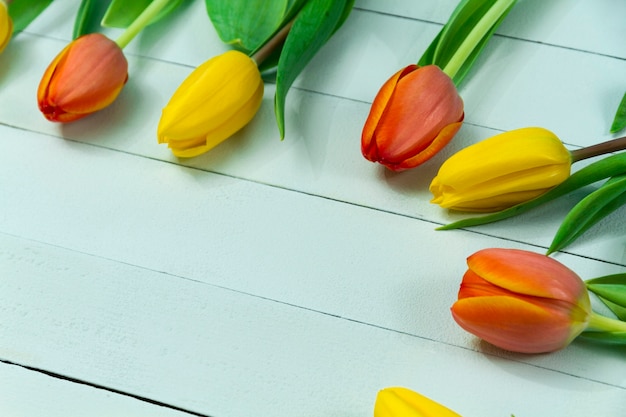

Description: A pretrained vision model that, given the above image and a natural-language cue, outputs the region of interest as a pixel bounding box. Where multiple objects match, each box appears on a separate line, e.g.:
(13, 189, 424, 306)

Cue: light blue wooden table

(1, 1, 625, 415)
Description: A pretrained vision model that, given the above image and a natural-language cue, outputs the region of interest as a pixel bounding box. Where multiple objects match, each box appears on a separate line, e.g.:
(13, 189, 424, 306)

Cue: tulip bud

(0, 0, 12, 53)
(37, 33, 128, 122)
(430, 127, 571, 212)
(158, 50, 264, 158)
(374, 387, 462, 417)
(361, 64, 464, 171)
(451, 248, 592, 353)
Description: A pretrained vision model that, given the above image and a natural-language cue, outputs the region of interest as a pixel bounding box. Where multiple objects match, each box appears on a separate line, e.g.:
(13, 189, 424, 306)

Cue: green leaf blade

(102, 0, 184, 29)
(418, 0, 517, 85)
(205, 0, 288, 52)
(8, 0, 53, 34)
(274, 0, 354, 138)
(73, 0, 112, 39)
(610, 91, 626, 134)
(547, 174, 626, 254)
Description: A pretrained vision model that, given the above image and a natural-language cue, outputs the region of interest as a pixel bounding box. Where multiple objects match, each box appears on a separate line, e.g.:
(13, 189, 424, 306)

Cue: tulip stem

(441, 0, 516, 81)
(570, 135, 626, 162)
(251, 19, 294, 66)
(587, 312, 626, 333)
(114, 0, 172, 49)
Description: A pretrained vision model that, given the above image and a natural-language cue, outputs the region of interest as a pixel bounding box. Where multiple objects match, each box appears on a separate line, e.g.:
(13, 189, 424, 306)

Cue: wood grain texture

(0, 0, 625, 415)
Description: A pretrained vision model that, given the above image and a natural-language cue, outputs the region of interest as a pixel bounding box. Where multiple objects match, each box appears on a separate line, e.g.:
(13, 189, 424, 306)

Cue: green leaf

(547, 174, 626, 254)
(102, 0, 184, 29)
(73, 0, 112, 39)
(610, 91, 626, 134)
(418, 0, 517, 85)
(586, 274, 626, 311)
(579, 331, 626, 345)
(438, 151, 626, 231)
(274, 0, 354, 138)
(205, 0, 289, 52)
(8, 0, 53, 34)
(597, 296, 626, 321)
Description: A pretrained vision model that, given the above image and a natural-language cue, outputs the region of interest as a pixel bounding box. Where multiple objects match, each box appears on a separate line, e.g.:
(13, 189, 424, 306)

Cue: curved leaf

(205, 0, 288, 52)
(547, 174, 626, 254)
(102, 0, 184, 29)
(610, 91, 626, 134)
(8, 0, 53, 34)
(73, 0, 112, 39)
(586, 274, 626, 313)
(274, 0, 354, 138)
(418, 0, 517, 85)
(438, 151, 626, 231)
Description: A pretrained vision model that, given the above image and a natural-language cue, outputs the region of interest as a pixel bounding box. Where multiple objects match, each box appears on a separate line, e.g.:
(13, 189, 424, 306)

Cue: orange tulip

(451, 248, 591, 353)
(37, 33, 128, 122)
(361, 64, 464, 171)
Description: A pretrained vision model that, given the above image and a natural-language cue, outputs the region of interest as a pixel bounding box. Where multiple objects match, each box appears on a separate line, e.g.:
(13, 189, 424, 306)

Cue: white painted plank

(1, 235, 625, 416)
(0, 125, 624, 387)
(0, 362, 194, 417)
(356, 0, 626, 59)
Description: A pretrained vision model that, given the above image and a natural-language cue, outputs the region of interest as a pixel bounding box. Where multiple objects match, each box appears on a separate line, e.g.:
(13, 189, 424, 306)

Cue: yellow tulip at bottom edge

(374, 387, 462, 417)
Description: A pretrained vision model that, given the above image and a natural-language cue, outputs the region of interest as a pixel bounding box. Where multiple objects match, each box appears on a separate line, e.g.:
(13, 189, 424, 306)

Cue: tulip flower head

(0, 0, 12, 53)
(158, 50, 264, 158)
(361, 64, 464, 171)
(37, 33, 128, 122)
(430, 127, 571, 212)
(374, 387, 462, 417)
(451, 248, 592, 353)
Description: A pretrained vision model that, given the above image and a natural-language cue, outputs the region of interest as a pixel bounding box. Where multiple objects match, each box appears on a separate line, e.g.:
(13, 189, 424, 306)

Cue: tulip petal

(451, 295, 582, 353)
(373, 65, 463, 164)
(375, 387, 462, 417)
(467, 249, 587, 304)
(158, 51, 262, 141)
(361, 65, 417, 161)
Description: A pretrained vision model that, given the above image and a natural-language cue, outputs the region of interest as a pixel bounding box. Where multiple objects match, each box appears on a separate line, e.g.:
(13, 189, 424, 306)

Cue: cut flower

(451, 248, 591, 353)
(37, 33, 128, 122)
(157, 50, 264, 158)
(361, 64, 464, 171)
(430, 127, 571, 212)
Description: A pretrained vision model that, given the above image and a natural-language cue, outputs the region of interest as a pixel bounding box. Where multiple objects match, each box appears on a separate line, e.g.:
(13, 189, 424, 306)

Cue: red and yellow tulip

(361, 64, 464, 171)
(374, 387, 462, 417)
(451, 248, 591, 353)
(37, 33, 128, 122)
(157, 50, 264, 158)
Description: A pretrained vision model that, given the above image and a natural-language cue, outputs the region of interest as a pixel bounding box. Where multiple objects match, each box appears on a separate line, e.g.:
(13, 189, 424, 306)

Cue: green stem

(587, 312, 626, 332)
(251, 19, 294, 66)
(570, 135, 626, 162)
(441, 0, 515, 79)
(115, 0, 171, 49)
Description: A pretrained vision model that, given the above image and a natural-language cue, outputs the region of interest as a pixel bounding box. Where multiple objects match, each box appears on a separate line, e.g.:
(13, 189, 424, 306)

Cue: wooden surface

(1, 1, 625, 416)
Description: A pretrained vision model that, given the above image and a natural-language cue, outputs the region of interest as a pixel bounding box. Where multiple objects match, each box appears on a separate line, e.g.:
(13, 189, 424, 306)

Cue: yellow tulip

(374, 387, 462, 417)
(158, 50, 264, 158)
(0, 0, 12, 53)
(430, 127, 571, 212)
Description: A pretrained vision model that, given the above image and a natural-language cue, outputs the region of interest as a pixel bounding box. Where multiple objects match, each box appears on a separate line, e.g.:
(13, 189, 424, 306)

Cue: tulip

(0, 0, 12, 54)
(430, 127, 571, 212)
(158, 50, 264, 158)
(451, 248, 591, 353)
(374, 387, 462, 417)
(37, 33, 128, 122)
(361, 64, 464, 171)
